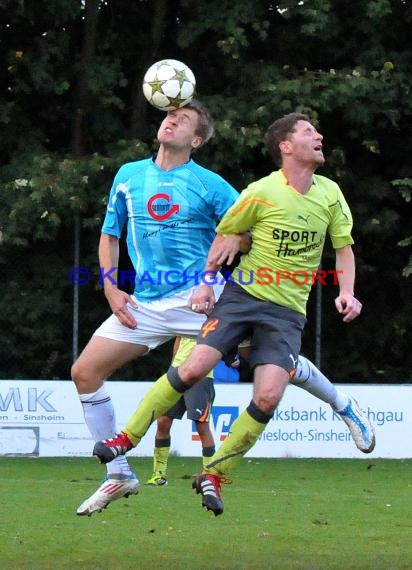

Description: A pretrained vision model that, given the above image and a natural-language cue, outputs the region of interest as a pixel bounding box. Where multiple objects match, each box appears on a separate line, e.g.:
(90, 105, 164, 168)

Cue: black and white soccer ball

(142, 59, 196, 111)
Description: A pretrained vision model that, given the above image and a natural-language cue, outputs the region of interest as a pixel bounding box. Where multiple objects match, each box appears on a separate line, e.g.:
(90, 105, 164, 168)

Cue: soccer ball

(142, 59, 196, 111)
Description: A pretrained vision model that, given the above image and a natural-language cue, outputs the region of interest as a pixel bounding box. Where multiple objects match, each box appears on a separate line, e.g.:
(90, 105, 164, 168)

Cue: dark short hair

(185, 99, 214, 147)
(264, 112, 310, 165)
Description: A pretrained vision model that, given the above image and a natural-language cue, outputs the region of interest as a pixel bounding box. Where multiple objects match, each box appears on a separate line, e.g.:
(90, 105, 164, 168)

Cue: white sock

(79, 386, 132, 477)
(291, 355, 349, 411)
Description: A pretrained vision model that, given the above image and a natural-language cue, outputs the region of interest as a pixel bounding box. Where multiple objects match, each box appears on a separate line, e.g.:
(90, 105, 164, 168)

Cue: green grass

(1, 457, 411, 569)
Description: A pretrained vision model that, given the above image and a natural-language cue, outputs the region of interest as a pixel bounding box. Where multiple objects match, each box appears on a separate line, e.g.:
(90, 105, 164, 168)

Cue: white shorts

(93, 283, 224, 350)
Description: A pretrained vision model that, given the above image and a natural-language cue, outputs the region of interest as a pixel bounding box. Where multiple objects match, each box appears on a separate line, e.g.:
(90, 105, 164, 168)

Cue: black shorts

(197, 282, 306, 373)
(165, 376, 215, 422)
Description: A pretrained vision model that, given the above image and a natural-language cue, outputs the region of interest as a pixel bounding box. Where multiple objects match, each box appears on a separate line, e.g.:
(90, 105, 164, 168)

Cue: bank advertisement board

(0, 381, 409, 458)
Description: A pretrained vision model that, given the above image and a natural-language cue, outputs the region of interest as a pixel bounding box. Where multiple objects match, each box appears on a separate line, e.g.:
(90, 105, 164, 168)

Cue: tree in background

(0, 0, 411, 380)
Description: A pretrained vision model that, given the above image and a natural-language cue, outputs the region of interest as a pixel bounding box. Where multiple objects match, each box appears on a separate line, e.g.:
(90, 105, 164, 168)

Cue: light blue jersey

(102, 157, 238, 301)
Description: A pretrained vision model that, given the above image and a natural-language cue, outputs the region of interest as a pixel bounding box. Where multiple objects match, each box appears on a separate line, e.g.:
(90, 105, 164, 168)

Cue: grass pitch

(1, 457, 411, 569)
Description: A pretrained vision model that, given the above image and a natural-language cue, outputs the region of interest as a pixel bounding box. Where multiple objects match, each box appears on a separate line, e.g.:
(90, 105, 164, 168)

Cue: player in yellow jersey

(94, 113, 369, 516)
(184, 112, 364, 514)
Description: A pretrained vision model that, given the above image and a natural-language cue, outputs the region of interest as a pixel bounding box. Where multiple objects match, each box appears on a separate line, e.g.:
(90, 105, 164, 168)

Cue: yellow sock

(153, 445, 170, 476)
(202, 455, 211, 471)
(123, 374, 181, 445)
(204, 410, 267, 476)
(202, 445, 216, 470)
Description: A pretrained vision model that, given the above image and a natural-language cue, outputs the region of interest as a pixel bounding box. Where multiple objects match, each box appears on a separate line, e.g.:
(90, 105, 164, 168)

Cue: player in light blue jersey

(102, 154, 237, 301)
(73, 100, 245, 516)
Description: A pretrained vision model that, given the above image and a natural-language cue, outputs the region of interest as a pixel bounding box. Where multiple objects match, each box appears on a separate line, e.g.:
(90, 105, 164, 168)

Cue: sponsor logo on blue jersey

(148, 193, 180, 220)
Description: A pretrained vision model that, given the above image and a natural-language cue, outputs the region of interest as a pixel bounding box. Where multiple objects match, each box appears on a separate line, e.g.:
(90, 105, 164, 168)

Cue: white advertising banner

(0, 380, 410, 458)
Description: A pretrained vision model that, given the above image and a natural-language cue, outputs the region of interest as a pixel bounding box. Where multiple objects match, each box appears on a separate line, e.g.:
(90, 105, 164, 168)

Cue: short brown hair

(264, 112, 310, 165)
(185, 99, 215, 147)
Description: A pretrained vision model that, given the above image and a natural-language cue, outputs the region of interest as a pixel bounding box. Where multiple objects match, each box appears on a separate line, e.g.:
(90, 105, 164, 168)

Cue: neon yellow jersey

(216, 170, 354, 315)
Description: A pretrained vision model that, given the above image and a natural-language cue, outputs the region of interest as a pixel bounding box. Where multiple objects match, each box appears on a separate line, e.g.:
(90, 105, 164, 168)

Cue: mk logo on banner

(192, 406, 239, 442)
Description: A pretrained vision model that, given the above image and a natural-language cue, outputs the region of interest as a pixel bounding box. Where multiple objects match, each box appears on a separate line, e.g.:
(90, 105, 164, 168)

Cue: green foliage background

(0, 0, 411, 381)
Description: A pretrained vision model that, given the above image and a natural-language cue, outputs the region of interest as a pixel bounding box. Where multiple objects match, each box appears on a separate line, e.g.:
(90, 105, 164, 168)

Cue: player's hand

(105, 287, 138, 329)
(189, 284, 215, 315)
(335, 293, 362, 323)
(208, 234, 244, 267)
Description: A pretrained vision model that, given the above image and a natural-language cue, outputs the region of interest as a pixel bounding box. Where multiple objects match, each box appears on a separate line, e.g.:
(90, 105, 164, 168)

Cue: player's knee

(180, 347, 219, 383)
(180, 361, 205, 383)
(71, 360, 93, 392)
(157, 416, 172, 433)
(71, 360, 80, 384)
(254, 389, 283, 415)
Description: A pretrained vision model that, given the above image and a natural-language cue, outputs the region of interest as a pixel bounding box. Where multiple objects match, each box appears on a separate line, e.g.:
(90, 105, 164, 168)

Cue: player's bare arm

(207, 233, 251, 267)
(334, 245, 362, 323)
(99, 233, 138, 329)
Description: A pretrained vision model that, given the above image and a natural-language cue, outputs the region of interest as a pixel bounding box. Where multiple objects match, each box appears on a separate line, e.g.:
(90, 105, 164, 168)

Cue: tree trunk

(70, 0, 100, 155)
(129, 0, 169, 138)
